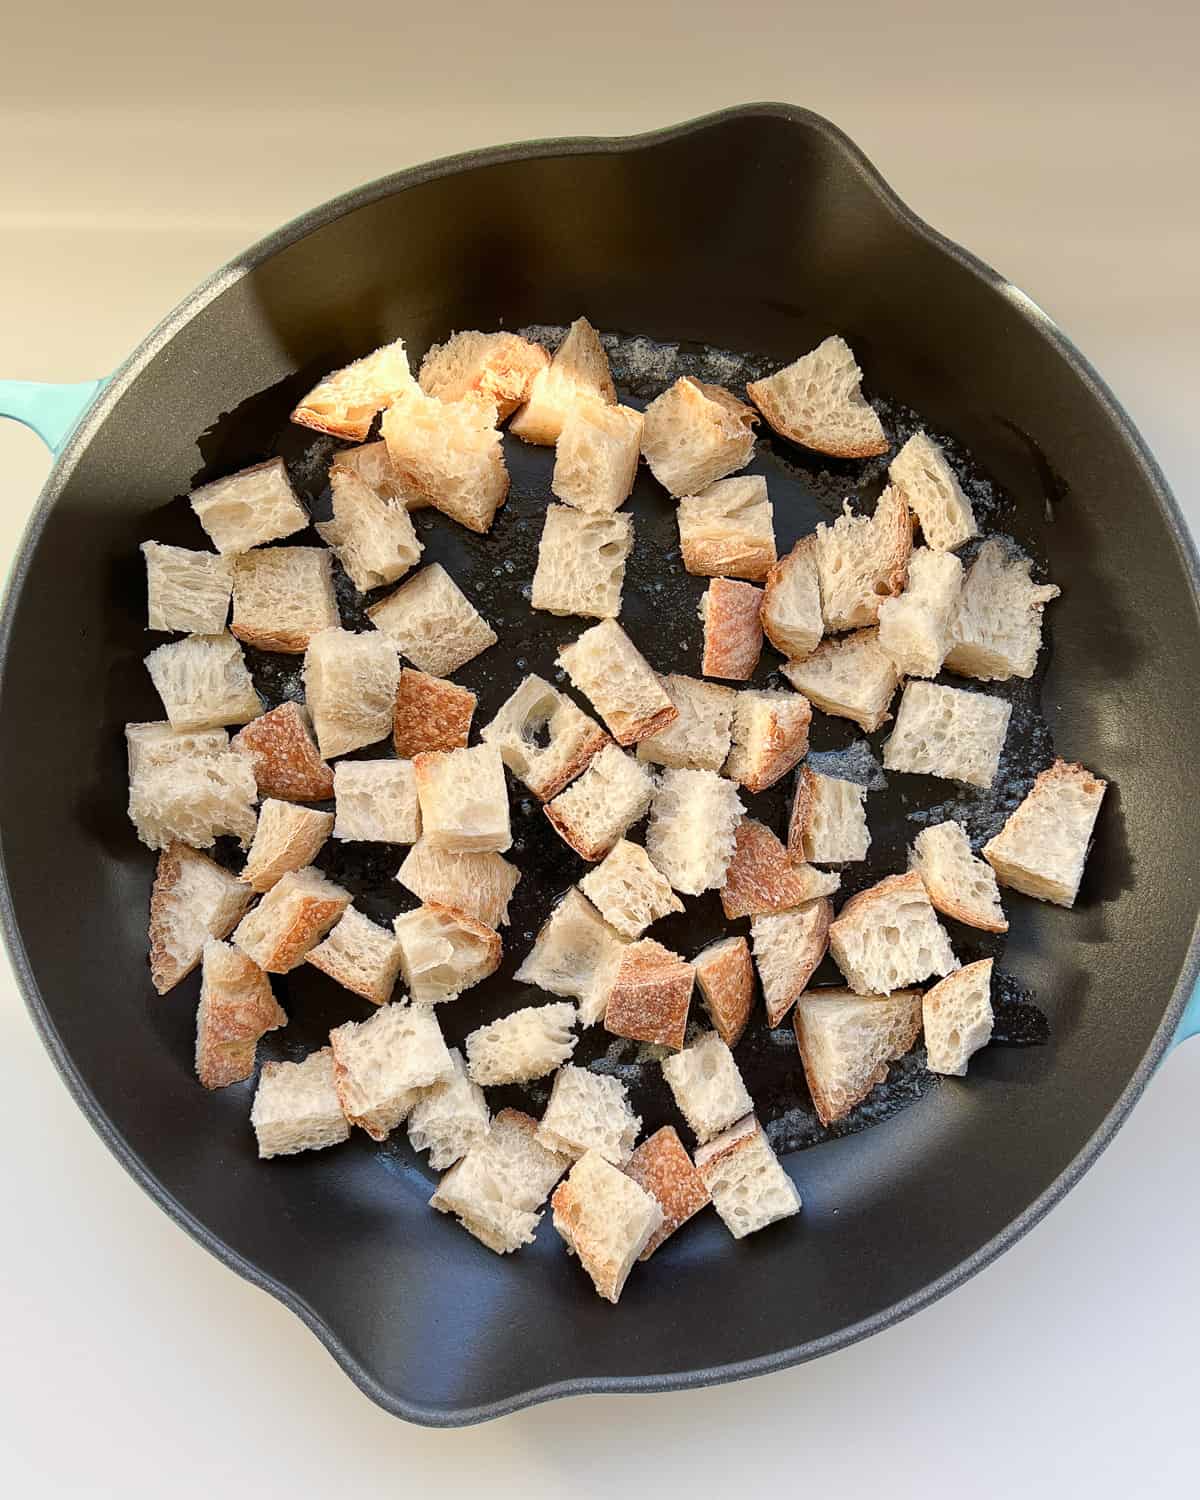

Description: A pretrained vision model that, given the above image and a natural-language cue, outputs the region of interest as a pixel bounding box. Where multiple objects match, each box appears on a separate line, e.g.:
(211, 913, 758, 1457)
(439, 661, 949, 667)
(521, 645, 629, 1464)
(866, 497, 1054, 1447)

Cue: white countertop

(2, 4, 1198, 1492)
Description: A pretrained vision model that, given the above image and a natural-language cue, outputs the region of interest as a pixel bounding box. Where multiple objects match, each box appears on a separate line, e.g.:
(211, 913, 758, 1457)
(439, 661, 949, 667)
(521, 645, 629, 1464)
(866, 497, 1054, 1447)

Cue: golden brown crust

(786, 766, 816, 864)
(527, 724, 610, 802)
(195, 945, 287, 1089)
(393, 669, 476, 758)
(740, 696, 811, 794)
(701, 579, 764, 680)
(291, 407, 374, 442)
(920, 881, 1009, 935)
(229, 623, 319, 655)
(682, 534, 775, 583)
(259, 894, 350, 973)
(761, 536, 821, 656)
(542, 802, 609, 863)
(148, 843, 252, 995)
(762, 898, 832, 1027)
(693, 938, 755, 1048)
(231, 703, 335, 802)
(619, 701, 679, 747)
(424, 900, 504, 980)
(625, 1126, 711, 1259)
(604, 939, 695, 1049)
(720, 819, 830, 920)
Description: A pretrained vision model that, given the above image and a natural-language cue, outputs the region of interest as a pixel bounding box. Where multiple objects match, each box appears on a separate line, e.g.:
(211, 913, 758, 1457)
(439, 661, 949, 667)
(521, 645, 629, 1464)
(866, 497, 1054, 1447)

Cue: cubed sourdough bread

(624, 1126, 710, 1259)
(557, 619, 678, 746)
(604, 939, 694, 1049)
(788, 768, 871, 865)
(406, 1047, 490, 1170)
(551, 1150, 663, 1302)
(316, 464, 422, 592)
(240, 799, 334, 892)
(699, 577, 763, 680)
(330, 1001, 454, 1140)
(149, 843, 254, 994)
(552, 398, 644, 513)
(466, 1002, 578, 1086)
(876, 545, 963, 678)
(514, 888, 628, 1026)
(693, 936, 755, 1049)
(910, 820, 1007, 932)
(393, 902, 502, 1003)
(509, 317, 616, 446)
(828, 871, 958, 995)
(194, 939, 287, 1089)
(128, 734, 258, 851)
(230, 546, 339, 653)
(883, 681, 1012, 788)
(232, 703, 334, 802)
(723, 688, 811, 793)
(751, 898, 834, 1027)
(303, 627, 401, 760)
(306, 906, 405, 1005)
(694, 1115, 801, 1238)
(418, 329, 549, 420)
(721, 819, 840, 921)
(142, 542, 233, 634)
(945, 538, 1061, 681)
(813, 488, 912, 632)
(983, 759, 1106, 907)
(888, 431, 978, 552)
(233, 866, 351, 973)
(661, 1031, 753, 1144)
(189, 458, 309, 554)
(431, 1109, 572, 1254)
(331, 440, 426, 509)
(677, 475, 777, 581)
(640, 377, 758, 497)
(396, 841, 521, 929)
(781, 628, 899, 733)
(381, 388, 509, 534)
(367, 563, 496, 678)
(531, 504, 632, 619)
(332, 759, 421, 843)
(413, 744, 510, 853)
(126, 721, 230, 784)
(746, 335, 887, 459)
(537, 1064, 640, 1164)
(645, 768, 743, 895)
(250, 1047, 350, 1159)
(482, 675, 608, 801)
(761, 535, 823, 660)
(923, 958, 994, 1076)
(635, 674, 736, 772)
(144, 632, 261, 731)
(792, 987, 923, 1125)
(579, 838, 684, 939)
(291, 335, 416, 441)
(544, 743, 656, 862)
(393, 669, 476, 759)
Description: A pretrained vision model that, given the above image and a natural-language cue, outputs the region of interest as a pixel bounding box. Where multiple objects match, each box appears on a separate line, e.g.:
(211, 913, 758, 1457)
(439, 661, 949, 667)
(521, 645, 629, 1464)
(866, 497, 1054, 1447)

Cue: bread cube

(723, 688, 811, 793)
(142, 542, 233, 634)
(382, 387, 509, 533)
(700, 577, 763, 680)
(537, 1064, 641, 1164)
(814, 488, 912, 632)
(945, 538, 1061, 682)
(661, 1031, 753, 1144)
(514, 888, 628, 1025)
(983, 758, 1106, 907)
(393, 902, 502, 1003)
(367, 563, 497, 678)
(465, 1001, 578, 1086)
(720, 819, 839, 921)
(250, 1047, 350, 1159)
(316, 464, 422, 592)
(641, 377, 758, 497)
(552, 1151, 663, 1303)
(148, 842, 254, 994)
(761, 535, 822, 659)
(924, 959, 994, 1076)
(677, 474, 777, 581)
(145, 631, 262, 731)
(635, 674, 735, 773)
(396, 841, 521, 929)
(877, 546, 963, 678)
(481, 674, 608, 801)
(604, 939, 694, 1050)
(624, 1126, 710, 1259)
(233, 866, 351, 973)
(240, 799, 334, 892)
(419, 329, 549, 421)
(557, 619, 678, 746)
(828, 871, 958, 995)
(579, 838, 684, 939)
(329, 1000, 454, 1141)
(888, 430, 978, 553)
(126, 721, 230, 782)
(188, 458, 309, 554)
(413, 744, 510, 853)
(306, 906, 405, 1005)
(291, 335, 416, 441)
(230, 546, 339, 654)
(544, 743, 656, 862)
(751, 898, 834, 1027)
(407, 1048, 490, 1170)
(746, 335, 887, 459)
(793, 987, 923, 1125)
(645, 767, 743, 895)
(531, 504, 632, 619)
(330, 438, 427, 509)
(694, 1115, 801, 1238)
(788, 768, 871, 865)
(332, 759, 420, 843)
(431, 1109, 572, 1254)
(509, 317, 616, 446)
(883, 681, 1012, 788)
(781, 628, 899, 733)
(693, 936, 754, 1049)
(911, 820, 1007, 932)
(393, 668, 475, 759)
(128, 733, 258, 852)
(232, 702, 334, 802)
(552, 398, 643, 513)
(194, 939, 287, 1089)
(303, 627, 401, 760)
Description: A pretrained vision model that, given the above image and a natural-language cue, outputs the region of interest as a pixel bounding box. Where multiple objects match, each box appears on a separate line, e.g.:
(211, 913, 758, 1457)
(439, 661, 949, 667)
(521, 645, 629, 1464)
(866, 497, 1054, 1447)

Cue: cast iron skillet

(2, 105, 1199, 1426)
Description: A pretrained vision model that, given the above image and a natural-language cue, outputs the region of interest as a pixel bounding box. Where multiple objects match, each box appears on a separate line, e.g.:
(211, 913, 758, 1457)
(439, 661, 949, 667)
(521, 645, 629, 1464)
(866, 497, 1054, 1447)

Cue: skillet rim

(2, 101, 1198, 1426)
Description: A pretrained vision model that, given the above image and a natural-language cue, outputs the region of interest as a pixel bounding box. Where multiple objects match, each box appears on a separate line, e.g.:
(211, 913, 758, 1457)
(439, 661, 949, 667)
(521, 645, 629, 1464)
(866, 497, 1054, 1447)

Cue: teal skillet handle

(0, 377, 107, 454)
(1173, 983, 1200, 1049)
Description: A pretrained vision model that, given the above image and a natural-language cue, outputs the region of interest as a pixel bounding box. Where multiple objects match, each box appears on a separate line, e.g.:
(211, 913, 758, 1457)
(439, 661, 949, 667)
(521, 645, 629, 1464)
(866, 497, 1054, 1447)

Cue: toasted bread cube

(924, 959, 994, 1076)
(330, 1000, 454, 1141)
(552, 398, 643, 513)
(635, 674, 735, 773)
(781, 628, 899, 733)
(720, 819, 839, 921)
(481, 674, 608, 801)
(419, 330, 549, 421)
(306, 906, 405, 1005)
(751, 898, 834, 1027)
(413, 744, 510, 853)
(393, 668, 475, 759)
(557, 619, 678, 747)
(552, 1151, 663, 1303)
(145, 631, 261, 731)
(194, 940, 286, 1090)
(382, 387, 509, 533)
(544, 743, 656, 862)
(230, 546, 338, 654)
(232, 703, 334, 802)
(240, 799, 334, 892)
(509, 317, 616, 446)
(641, 377, 758, 497)
(128, 731, 258, 852)
(829, 871, 958, 995)
(700, 577, 763, 680)
(330, 439, 428, 509)
(662, 1031, 753, 1144)
(911, 820, 1007, 932)
(888, 430, 977, 553)
(466, 1002, 578, 1086)
(694, 1115, 801, 1238)
(291, 336, 415, 441)
(877, 546, 962, 678)
(126, 722, 230, 781)
(761, 536, 822, 659)
(431, 1109, 572, 1254)
(793, 987, 923, 1125)
(625, 1126, 711, 1259)
(233, 866, 351, 973)
(579, 838, 684, 939)
(406, 1047, 490, 1170)
(693, 936, 754, 1049)
(142, 542, 233, 634)
(188, 458, 309, 554)
(316, 465, 422, 592)
(303, 627, 401, 760)
(604, 939, 694, 1049)
(250, 1047, 349, 1159)
(393, 902, 502, 1003)
(814, 488, 912, 632)
(646, 767, 743, 896)
(367, 563, 496, 678)
(723, 688, 811, 793)
(514, 888, 628, 1025)
(148, 842, 254, 994)
(537, 1064, 641, 1164)
(983, 759, 1106, 907)
(396, 841, 520, 929)
(746, 335, 887, 459)
(531, 504, 632, 620)
(945, 538, 1061, 682)
(884, 681, 1012, 788)
(677, 475, 776, 581)
(332, 759, 420, 843)
(788, 767, 871, 865)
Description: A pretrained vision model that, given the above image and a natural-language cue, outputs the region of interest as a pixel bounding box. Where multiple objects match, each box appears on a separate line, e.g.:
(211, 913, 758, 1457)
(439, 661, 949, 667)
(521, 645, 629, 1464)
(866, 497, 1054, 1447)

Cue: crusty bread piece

(316, 464, 422, 592)
(641, 377, 758, 497)
(544, 743, 656, 862)
(514, 888, 628, 1026)
(911, 820, 1007, 932)
(413, 744, 510, 854)
(552, 398, 644, 514)
(645, 767, 743, 896)
(188, 458, 309, 554)
(788, 767, 871, 865)
(635, 674, 735, 773)
(232, 703, 334, 802)
(531, 504, 632, 619)
(793, 987, 923, 1125)
(723, 688, 811, 793)
(694, 1115, 801, 1238)
(551, 1151, 663, 1303)
(945, 538, 1061, 682)
(720, 819, 839, 921)
(700, 577, 764, 680)
(381, 388, 509, 534)
(142, 542, 233, 635)
(128, 734, 258, 852)
(693, 936, 754, 1049)
(509, 317, 616, 446)
(367, 563, 497, 678)
(306, 906, 405, 1005)
(677, 475, 777, 581)
(230, 546, 339, 654)
(240, 799, 334, 893)
(877, 546, 963, 678)
(330, 1000, 454, 1140)
(291, 336, 416, 441)
(431, 1108, 572, 1254)
(751, 898, 834, 1027)
(393, 668, 475, 758)
(557, 619, 678, 747)
(604, 938, 694, 1049)
(661, 1031, 753, 1144)
(814, 488, 912, 632)
(145, 632, 262, 731)
(745, 335, 887, 459)
(983, 759, 1106, 907)
(829, 871, 958, 995)
(393, 901, 502, 1003)
(330, 439, 428, 510)
(395, 841, 521, 929)
(481, 674, 608, 801)
(194, 939, 286, 1090)
(303, 626, 401, 760)
(407, 1047, 490, 1170)
(781, 628, 899, 733)
(537, 1064, 640, 1164)
(233, 865, 351, 973)
(418, 330, 549, 420)
(148, 842, 254, 994)
(760, 535, 822, 660)
(579, 838, 684, 939)
(332, 759, 421, 843)
(884, 681, 1012, 788)
(625, 1126, 710, 1259)
(465, 1001, 578, 1086)
(923, 958, 994, 1076)
(888, 431, 977, 553)
(250, 1047, 349, 1159)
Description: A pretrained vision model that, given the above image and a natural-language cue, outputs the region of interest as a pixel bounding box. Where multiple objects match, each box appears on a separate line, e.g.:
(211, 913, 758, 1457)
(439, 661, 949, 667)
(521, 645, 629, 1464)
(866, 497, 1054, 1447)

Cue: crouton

(514, 888, 628, 1025)
(788, 768, 871, 865)
(381, 388, 509, 534)
(604, 939, 694, 1049)
(693, 936, 755, 1049)
(745, 335, 887, 459)
(188, 458, 309, 555)
(983, 758, 1106, 907)
(661, 1031, 753, 1144)
(888, 431, 977, 553)
(551, 398, 644, 514)
(229, 546, 339, 654)
(781, 628, 899, 733)
(641, 377, 758, 497)
(465, 1002, 578, 1086)
(761, 535, 822, 659)
(877, 546, 963, 678)
(923, 959, 994, 1076)
(883, 681, 1012, 788)
(723, 688, 811, 793)
(194, 938, 286, 1090)
(910, 820, 1007, 932)
(793, 987, 923, 1125)
(250, 1047, 350, 1159)
(240, 799, 334, 892)
(316, 465, 422, 592)
(531, 504, 632, 619)
(418, 329, 549, 420)
(537, 1064, 641, 1164)
(751, 898, 834, 1027)
(330, 439, 428, 509)
(720, 819, 839, 920)
(142, 542, 233, 635)
(552, 1151, 663, 1303)
(700, 577, 764, 680)
(330, 1001, 454, 1140)
(148, 842, 254, 994)
(431, 1109, 572, 1254)
(509, 317, 616, 446)
(624, 1126, 710, 1259)
(303, 626, 401, 760)
(557, 619, 678, 747)
(393, 668, 475, 758)
(291, 336, 416, 441)
(677, 475, 776, 581)
(579, 838, 684, 939)
(412, 744, 510, 853)
(232, 866, 351, 973)
(367, 563, 497, 678)
(232, 703, 334, 802)
(306, 906, 405, 1005)
(694, 1115, 801, 1237)
(645, 767, 743, 896)
(332, 759, 421, 843)
(144, 632, 262, 731)
(814, 488, 912, 632)
(406, 1047, 490, 1170)
(128, 730, 258, 852)
(828, 871, 958, 995)
(393, 902, 502, 1003)
(544, 743, 656, 862)
(635, 674, 736, 773)
(944, 538, 1061, 682)
(395, 841, 520, 929)
(481, 674, 608, 801)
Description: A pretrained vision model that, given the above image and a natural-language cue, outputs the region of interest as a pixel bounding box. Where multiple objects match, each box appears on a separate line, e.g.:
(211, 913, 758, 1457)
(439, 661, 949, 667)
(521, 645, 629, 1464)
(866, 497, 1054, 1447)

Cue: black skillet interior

(2, 106, 1198, 1424)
